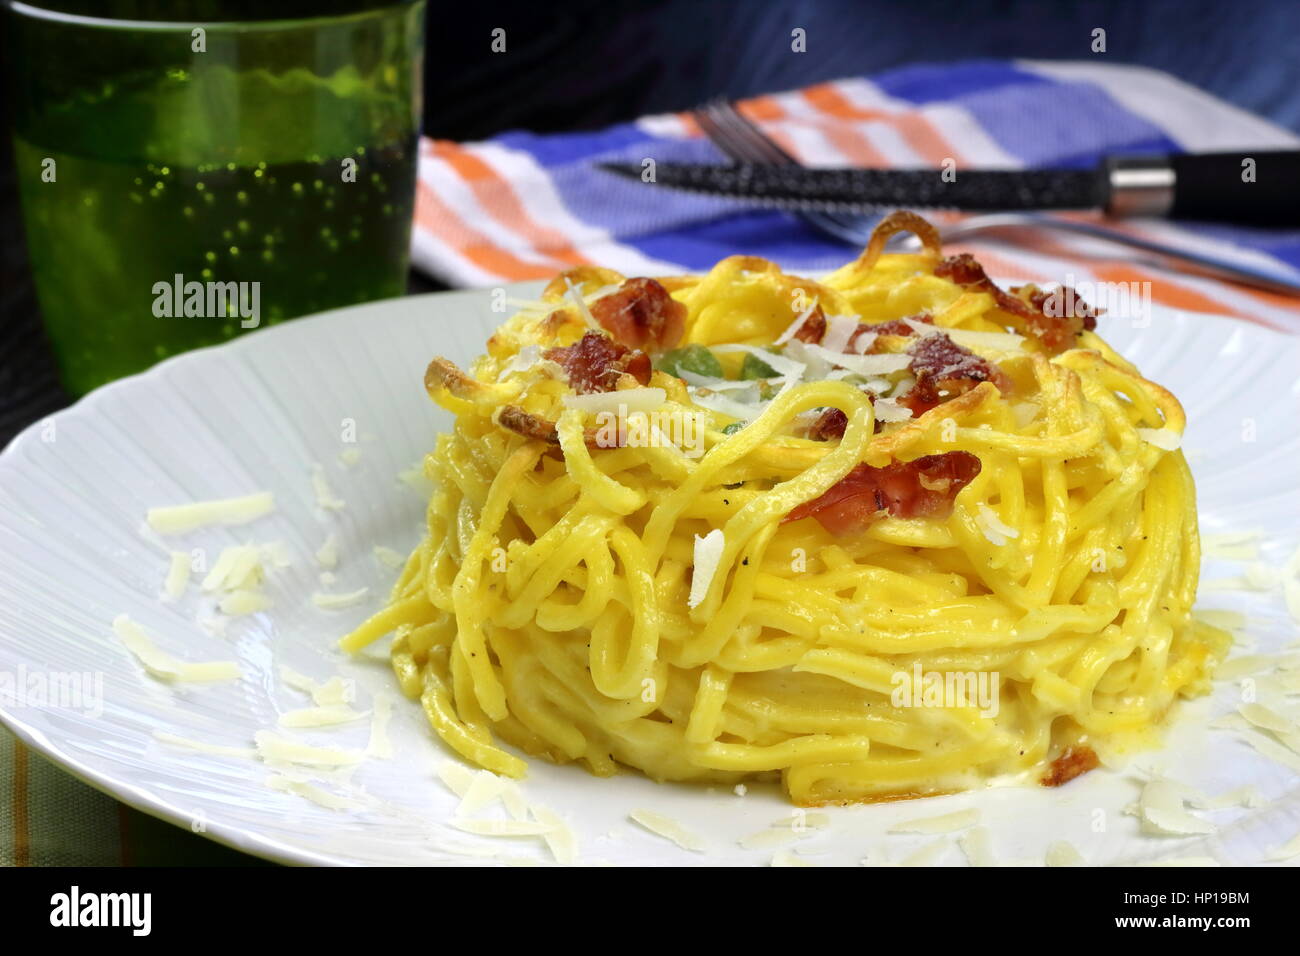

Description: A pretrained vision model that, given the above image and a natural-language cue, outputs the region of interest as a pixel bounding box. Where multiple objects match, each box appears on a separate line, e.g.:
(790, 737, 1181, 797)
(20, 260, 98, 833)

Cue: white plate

(1, 289, 1298, 867)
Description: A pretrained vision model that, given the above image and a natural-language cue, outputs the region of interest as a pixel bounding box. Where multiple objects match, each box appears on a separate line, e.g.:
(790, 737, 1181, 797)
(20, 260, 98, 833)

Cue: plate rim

(1, 290, 1296, 867)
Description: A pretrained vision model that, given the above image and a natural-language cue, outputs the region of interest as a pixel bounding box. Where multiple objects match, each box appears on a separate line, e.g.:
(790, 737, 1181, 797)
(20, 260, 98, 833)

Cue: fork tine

(702, 100, 793, 164)
(693, 104, 765, 163)
(690, 108, 740, 161)
(710, 100, 878, 236)
(692, 98, 881, 246)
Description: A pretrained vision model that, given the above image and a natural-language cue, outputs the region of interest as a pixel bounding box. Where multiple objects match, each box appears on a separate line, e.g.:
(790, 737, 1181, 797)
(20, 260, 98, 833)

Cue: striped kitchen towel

(411, 59, 1300, 334)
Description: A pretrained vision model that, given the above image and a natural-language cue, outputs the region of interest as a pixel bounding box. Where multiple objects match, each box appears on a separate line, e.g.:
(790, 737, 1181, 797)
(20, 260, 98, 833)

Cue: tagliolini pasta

(342, 212, 1229, 805)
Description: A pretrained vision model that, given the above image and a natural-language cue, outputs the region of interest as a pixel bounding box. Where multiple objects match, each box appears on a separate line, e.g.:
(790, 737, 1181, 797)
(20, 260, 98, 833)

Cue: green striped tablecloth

(2, 729, 271, 867)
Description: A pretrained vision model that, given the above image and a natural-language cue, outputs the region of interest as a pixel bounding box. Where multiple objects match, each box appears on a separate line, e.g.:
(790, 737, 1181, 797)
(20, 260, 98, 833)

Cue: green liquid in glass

(10, 5, 424, 395)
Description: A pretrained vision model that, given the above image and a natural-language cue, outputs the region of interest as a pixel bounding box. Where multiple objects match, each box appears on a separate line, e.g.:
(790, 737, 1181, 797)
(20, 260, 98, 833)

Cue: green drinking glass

(7, 0, 426, 395)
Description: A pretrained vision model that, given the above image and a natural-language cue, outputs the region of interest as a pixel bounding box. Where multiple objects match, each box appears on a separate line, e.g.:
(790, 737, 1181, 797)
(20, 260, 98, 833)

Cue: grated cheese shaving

(940, 326, 1026, 351)
(201, 545, 264, 593)
(1136, 427, 1182, 451)
(872, 397, 912, 423)
(278, 705, 368, 728)
(1138, 779, 1216, 835)
(499, 344, 543, 378)
(313, 677, 354, 707)
(798, 343, 912, 377)
(219, 589, 271, 617)
(691, 388, 768, 424)
(113, 615, 241, 683)
(458, 769, 512, 816)
(374, 545, 406, 569)
(252, 730, 364, 767)
(1236, 729, 1300, 771)
(628, 808, 706, 852)
(437, 760, 475, 798)
(1195, 608, 1248, 633)
(1045, 840, 1085, 867)
(958, 825, 995, 867)
(500, 780, 529, 821)
(146, 491, 274, 535)
(1239, 702, 1296, 735)
(889, 808, 980, 834)
(311, 464, 345, 511)
(260, 540, 293, 569)
(316, 533, 340, 570)
(679, 370, 758, 391)
(1202, 530, 1263, 561)
(900, 838, 950, 866)
(267, 775, 365, 811)
(976, 503, 1020, 546)
(312, 587, 371, 610)
(163, 552, 191, 601)
(689, 529, 725, 609)
(774, 299, 820, 345)
(712, 344, 806, 381)
(531, 804, 578, 864)
(821, 314, 859, 353)
(339, 447, 362, 467)
(1214, 654, 1274, 682)
(1185, 784, 1265, 810)
(563, 278, 601, 330)
(279, 666, 354, 706)
(561, 387, 667, 415)
(152, 731, 255, 758)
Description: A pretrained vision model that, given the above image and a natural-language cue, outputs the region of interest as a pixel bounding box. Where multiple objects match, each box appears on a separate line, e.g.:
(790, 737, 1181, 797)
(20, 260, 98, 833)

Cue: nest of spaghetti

(343, 211, 1229, 806)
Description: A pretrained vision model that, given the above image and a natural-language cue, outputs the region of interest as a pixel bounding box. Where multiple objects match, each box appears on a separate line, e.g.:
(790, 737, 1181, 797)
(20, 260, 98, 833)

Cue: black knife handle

(1168, 151, 1300, 225)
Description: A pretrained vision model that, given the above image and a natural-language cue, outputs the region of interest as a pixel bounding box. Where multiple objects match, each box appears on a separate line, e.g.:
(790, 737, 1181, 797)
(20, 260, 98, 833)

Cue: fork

(690, 99, 1300, 297)
(693, 99, 873, 246)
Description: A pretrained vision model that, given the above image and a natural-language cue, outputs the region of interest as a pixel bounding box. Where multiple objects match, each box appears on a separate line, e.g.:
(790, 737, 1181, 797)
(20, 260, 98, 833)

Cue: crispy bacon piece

(589, 277, 686, 351)
(932, 252, 987, 288)
(807, 407, 848, 440)
(1013, 283, 1100, 325)
(782, 451, 981, 535)
(868, 314, 933, 339)
(898, 333, 1010, 415)
(497, 405, 630, 449)
(792, 303, 827, 343)
(1040, 745, 1099, 787)
(498, 405, 559, 443)
(845, 314, 932, 353)
(544, 331, 651, 394)
(426, 355, 504, 404)
(934, 253, 1096, 352)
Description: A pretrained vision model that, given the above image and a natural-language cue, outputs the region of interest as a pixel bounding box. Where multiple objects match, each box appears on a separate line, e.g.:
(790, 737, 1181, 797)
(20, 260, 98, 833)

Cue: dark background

(3, 0, 1298, 448)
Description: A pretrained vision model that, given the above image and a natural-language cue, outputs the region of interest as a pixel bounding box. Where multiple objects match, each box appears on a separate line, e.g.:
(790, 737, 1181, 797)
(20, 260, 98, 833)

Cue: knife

(598, 152, 1300, 225)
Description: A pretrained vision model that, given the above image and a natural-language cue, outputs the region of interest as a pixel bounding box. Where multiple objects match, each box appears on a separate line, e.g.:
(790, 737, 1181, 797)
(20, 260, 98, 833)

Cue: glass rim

(5, 0, 423, 32)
